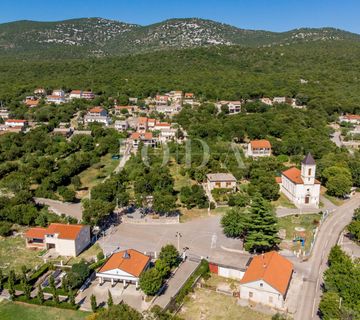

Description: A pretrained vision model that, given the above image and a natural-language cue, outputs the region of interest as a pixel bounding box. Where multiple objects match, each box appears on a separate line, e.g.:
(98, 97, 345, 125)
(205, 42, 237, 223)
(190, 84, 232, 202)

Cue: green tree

(319, 291, 341, 320)
(221, 207, 249, 238)
(8, 270, 16, 299)
(37, 285, 44, 304)
(89, 304, 142, 320)
(139, 268, 163, 296)
(90, 294, 97, 312)
(155, 259, 171, 278)
(245, 197, 279, 252)
(152, 192, 177, 214)
(159, 244, 179, 268)
(53, 289, 59, 304)
(326, 174, 352, 197)
(68, 289, 75, 306)
(107, 289, 113, 307)
(22, 278, 31, 299)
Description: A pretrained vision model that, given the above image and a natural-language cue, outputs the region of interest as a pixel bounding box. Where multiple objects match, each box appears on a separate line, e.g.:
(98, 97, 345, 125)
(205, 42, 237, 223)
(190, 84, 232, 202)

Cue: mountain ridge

(0, 17, 359, 59)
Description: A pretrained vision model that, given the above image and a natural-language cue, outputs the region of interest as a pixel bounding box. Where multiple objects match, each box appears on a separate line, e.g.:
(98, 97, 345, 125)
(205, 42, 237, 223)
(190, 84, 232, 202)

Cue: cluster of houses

(24, 220, 294, 310)
(0, 118, 28, 134)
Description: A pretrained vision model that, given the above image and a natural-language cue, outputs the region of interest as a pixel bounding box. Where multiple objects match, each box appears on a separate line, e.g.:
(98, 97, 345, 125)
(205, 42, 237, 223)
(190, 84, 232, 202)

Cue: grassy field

(180, 206, 228, 222)
(278, 213, 321, 252)
(0, 301, 89, 320)
(179, 287, 271, 320)
(168, 159, 195, 192)
(0, 236, 42, 275)
(67, 243, 103, 265)
(272, 193, 296, 209)
(78, 153, 119, 197)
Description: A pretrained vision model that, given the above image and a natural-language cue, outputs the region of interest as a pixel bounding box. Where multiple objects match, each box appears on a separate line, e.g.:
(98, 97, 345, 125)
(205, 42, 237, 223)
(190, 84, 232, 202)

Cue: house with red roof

(69, 90, 83, 100)
(278, 153, 321, 208)
(96, 249, 150, 288)
(339, 114, 360, 125)
(239, 251, 293, 309)
(25, 223, 90, 257)
(129, 131, 157, 148)
(84, 107, 110, 126)
(247, 140, 272, 158)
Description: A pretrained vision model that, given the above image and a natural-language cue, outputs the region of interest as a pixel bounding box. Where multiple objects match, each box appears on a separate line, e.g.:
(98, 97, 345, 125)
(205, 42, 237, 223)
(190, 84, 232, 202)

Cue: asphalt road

(295, 193, 360, 320)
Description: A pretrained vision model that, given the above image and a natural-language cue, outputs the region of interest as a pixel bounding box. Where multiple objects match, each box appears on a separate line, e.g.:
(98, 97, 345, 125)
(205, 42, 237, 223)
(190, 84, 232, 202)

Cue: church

(278, 153, 321, 208)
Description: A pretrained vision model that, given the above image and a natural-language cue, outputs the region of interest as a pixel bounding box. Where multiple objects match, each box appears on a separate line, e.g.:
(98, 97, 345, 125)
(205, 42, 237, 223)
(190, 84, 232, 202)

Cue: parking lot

(76, 279, 147, 311)
(98, 216, 251, 268)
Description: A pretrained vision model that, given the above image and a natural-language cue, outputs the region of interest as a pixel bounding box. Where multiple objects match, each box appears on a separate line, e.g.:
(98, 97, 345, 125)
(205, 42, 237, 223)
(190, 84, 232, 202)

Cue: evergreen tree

(53, 290, 59, 304)
(37, 285, 44, 304)
(68, 289, 75, 306)
(8, 270, 16, 299)
(244, 196, 279, 252)
(91, 294, 97, 312)
(107, 289, 113, 307)
(22, 278, 31, 299)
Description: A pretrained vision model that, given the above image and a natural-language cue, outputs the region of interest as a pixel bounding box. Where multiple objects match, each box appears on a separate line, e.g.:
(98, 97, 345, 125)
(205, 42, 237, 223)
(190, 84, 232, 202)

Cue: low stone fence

(121, 215, 179, 225)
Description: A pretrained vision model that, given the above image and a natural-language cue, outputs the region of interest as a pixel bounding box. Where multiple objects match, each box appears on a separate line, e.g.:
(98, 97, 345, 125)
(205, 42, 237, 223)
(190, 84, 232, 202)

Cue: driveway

(152, 260, 200, 309)
(76, 279, 147, 311)
(98, 216, 251, 269)
(34, 198, 83, 220)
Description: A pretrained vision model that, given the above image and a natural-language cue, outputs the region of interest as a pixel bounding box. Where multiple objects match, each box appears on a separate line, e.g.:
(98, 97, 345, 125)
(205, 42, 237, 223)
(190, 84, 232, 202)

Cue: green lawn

(179, 287, 271, 320)
(0, 236, 42, 275)
(322, 193, 344, 206)
(0, 301, 89, 320)
(78, 153, 119, 197)
(278, 213, 321, 252)
(67, 243, 103, 265)
(272, 193, 296, 209)
(180, 206, 228, 222)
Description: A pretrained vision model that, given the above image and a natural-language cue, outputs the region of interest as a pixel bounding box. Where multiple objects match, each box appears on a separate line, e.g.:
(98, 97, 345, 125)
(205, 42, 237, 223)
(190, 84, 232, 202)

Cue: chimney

(123, 250, 130, 259)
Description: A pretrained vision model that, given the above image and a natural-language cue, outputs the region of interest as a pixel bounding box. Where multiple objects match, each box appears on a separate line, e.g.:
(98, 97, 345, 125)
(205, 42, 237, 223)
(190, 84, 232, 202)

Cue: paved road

(34, 197, 83, 220)
(330, 130, 343, 147)
(114, 143, 132, 173)
(152, 260, 200, 309)
(295, 193, 360, 320)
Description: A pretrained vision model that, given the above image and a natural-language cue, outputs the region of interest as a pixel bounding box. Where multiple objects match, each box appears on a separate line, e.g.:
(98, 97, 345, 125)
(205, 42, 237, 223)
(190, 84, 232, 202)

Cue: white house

(247, 140, 272, 157)
(129, 132, 157, 148)
(69, 90, 83, 100)
(25, 223, 91, 257)
(155, 104, 181, 115)
(46, 95, 66, 105)
(84, 107, 111, 126)
(206, 173, 237, 191)
(240, 251, 293, 310)
(216, 101, 242, 114)
(0, 109, 9, 120)
(82, 91, 95, 100)
(96, 249, 150, 288)
(155, 95, 169, 106)
(114, 120, 129, 131)
(339, 114, 360, 125)
(260, 98, 273, 106)
(5, 119, 28, 128)
(168, 90, 183, 102)
(278, 153, 321, 208)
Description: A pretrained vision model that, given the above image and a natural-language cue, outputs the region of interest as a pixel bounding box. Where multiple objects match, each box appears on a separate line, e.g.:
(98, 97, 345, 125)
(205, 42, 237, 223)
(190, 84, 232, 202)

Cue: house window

(260, 283, 263, 287)
(249, 292, 253, 298)
(308, 168, 312, 175)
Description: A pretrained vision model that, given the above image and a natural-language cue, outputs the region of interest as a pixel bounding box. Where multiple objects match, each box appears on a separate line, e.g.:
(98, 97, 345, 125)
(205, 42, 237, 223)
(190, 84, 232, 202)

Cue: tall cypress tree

(244, 196, 279, 252)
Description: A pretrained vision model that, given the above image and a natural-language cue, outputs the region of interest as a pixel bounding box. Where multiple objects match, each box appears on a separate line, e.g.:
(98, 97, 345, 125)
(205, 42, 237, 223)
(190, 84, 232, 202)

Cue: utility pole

(175, 232, 182, 252)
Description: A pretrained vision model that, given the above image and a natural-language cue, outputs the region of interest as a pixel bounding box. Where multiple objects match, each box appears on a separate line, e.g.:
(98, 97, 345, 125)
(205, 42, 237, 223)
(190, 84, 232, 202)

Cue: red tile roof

(275, 177, 282, 184)
(25, 223, 85, 240)
(282, 167, 304, 184)
(344, 114, 360, 120)
(240, 251, 293, 296)
(130, 132, 141, 139)
(25, 227, 48, 239)
(70, 90, 82, 94)
(99, 249, 150, 277)
(282, 167, 320, 184)
(89, 107, 104, 113)
(5, 119, 27, 123)
(250, 140, 271, 149)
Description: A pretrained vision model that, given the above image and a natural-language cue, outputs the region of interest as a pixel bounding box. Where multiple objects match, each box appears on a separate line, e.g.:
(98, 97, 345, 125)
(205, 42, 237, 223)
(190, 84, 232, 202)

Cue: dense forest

(1, 41, 360, 115)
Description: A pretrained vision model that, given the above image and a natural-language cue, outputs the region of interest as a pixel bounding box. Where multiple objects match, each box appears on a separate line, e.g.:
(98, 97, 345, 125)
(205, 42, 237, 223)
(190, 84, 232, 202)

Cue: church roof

(302, 153, 316, 165)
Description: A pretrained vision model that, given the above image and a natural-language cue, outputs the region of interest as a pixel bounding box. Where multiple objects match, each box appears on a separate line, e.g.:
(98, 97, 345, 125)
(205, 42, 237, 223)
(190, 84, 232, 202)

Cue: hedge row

(15, 295, 78, 310)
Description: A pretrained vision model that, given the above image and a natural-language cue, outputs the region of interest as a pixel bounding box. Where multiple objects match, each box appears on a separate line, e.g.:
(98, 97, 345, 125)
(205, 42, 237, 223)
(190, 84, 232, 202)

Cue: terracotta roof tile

(25, 227, 48, 239)
(25, 223, 85, 240)
(99, 249, 150, 277)
(250, 140, 271, 149)
(240, 251, 293, 296)
(282, 167, 303, 184)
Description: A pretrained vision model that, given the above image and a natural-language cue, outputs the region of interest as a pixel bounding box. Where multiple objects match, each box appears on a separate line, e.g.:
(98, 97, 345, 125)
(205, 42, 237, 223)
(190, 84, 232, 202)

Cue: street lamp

(175, 232, 182, 252)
